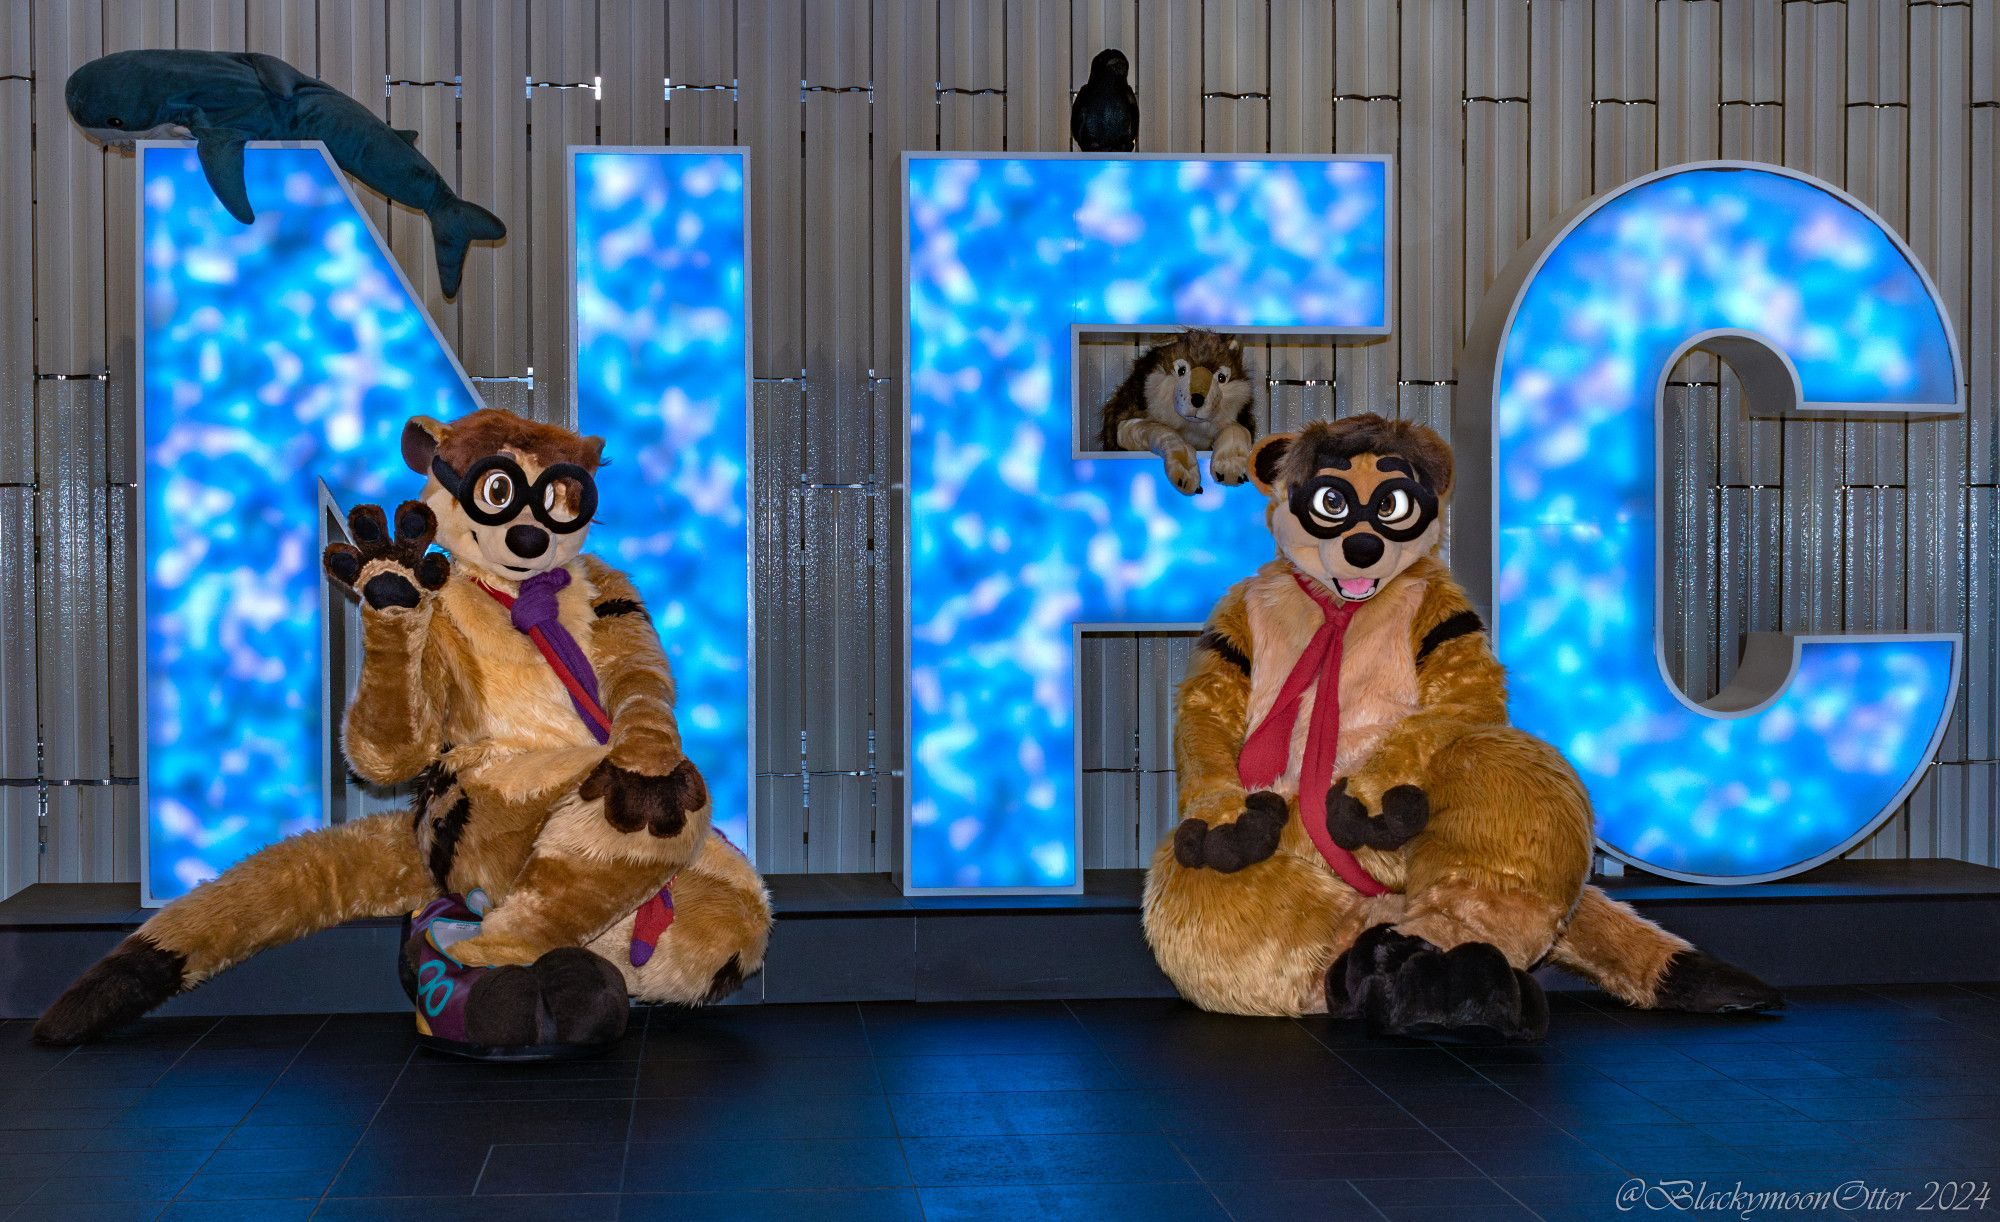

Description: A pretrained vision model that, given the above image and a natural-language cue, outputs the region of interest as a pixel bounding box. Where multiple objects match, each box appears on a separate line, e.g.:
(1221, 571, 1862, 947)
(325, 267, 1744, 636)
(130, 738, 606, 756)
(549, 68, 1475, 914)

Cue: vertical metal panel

(1270, 0, 1334, 152)
(802, 91, 875, 483)
(1465, 0, 1528, 100)
(939, 91, 1004, 148)
(0, 488, 35, 781)
(386, 84, 462, 331)
(1717, 486, 1783, 690)
(32, 0, 104, 375)
(873, 0, 938, 371)
(1333, 0, 1398, 98)
(1844, 0, 1906, 107)
(1398, 2, 1460, 381)
(0, 2, 27, 75)
(33, 381, 110, 783)
(1782, 0, 1845, 180)
(107, 485, 137, 780)
(176, 0, 249, 49)
(1333, 98, 1397, 417)
(740, 0, 803, 376)
(1975, 109, 2000, 487)
(1843, 487, 1907, 632)
(799, 486, 871, 773)
(246, 0, 318, 66)
(940, 0, 1006, 92)
(0, 80, 31, 482)
(1842, 104, 1910, 489)
(1138, 0, 1203, 152)
(1464, 101, 1529, 336)
(1202, 98, 1268, 154)
(1780, 416, 1845, 633)
(456, 0, 530, 380)
(758, 774, 806, 874)
(1720, 0, 1783, 103)
(1527, 0, 1592, 234)
(101, 2, 177, 487)
(601, 0, 668, 144)
(0, 789, 36, 901)
(1593, 0, 1655, 102)
(1665, 385, 1721, 699)
(1591, 101, 1657, 194)
(385, 0, 453, 79)
(1200, 0, 1271, 150)
(1004, 0, 1070, 149)
(1968, 489, 1998, 768)
(666, 0, 737, 145)
(754, 380, 806, 849)
(526, 2, 599, 423)
(314, 0, 391, 234)
(1659, 0, 1721, 165)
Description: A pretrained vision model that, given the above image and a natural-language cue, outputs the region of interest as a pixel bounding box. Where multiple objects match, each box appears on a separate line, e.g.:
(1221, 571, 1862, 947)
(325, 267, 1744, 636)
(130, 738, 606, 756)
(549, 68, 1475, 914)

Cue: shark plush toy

(66, 49, 505, 298)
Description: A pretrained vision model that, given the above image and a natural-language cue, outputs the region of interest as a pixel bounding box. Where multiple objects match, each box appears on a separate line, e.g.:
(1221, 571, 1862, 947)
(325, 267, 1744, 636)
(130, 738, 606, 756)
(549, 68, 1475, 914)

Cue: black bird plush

(1072, 48, 1139, 152)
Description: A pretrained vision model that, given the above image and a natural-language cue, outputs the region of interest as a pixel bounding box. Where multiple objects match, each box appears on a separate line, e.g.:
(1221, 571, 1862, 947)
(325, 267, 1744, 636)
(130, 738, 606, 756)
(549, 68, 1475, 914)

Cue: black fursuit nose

(506, 524, 550, 558)
(1342, 533, 1385, 568)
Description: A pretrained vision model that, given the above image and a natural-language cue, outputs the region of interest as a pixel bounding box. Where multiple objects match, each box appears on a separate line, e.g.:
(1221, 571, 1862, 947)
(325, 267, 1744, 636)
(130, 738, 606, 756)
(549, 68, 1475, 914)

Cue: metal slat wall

(1, 0, 1996, 895)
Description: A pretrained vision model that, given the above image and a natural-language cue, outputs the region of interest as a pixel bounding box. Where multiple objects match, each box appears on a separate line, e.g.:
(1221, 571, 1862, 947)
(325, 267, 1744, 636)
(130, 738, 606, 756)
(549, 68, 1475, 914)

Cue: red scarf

(1237, 572, 1389, 897)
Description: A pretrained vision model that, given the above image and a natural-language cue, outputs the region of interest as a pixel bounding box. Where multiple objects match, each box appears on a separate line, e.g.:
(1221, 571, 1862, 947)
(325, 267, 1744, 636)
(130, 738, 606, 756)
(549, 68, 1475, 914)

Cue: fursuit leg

(1551, 887, 1782, 1015)
(36, 812, 436, 1045)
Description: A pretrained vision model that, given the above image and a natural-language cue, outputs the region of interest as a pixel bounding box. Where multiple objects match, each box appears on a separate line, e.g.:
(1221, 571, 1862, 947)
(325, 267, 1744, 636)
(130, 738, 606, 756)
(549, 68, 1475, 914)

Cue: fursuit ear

(401, 416, 447, 476)
(581, 434, 607, 469)
(1249, 432, 1295, 498)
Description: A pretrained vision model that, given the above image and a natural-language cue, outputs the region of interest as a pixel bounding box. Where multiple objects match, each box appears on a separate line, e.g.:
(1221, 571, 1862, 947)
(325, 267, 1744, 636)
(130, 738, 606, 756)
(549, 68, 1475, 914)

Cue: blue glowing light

(904, 155, 1392, 893)
(1475, 164, 1963, 882)
(144, 144, 755, 902)
(142, 143, 483, 903)
(572, 148, 753, 853)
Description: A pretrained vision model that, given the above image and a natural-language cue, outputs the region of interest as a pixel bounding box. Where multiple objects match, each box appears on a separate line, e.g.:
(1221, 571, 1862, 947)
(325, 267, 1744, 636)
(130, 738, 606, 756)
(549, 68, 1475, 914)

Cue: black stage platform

(1, 987, 1997, 1220)
(3, 860, 1998, 1020)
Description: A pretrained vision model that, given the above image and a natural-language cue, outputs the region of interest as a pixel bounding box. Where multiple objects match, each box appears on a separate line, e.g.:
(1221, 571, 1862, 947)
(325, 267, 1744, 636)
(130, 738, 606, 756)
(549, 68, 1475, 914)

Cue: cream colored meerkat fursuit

(1097, 329, 1257, 495)
(1143, 414, 1782, 1038)
(38, 409, 770, 1052)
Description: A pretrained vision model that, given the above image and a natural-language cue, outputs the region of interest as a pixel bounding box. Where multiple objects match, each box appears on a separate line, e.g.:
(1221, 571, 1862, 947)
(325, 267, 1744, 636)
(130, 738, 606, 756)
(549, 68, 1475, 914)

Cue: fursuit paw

(34, 937, 187, 1045)
(1163, 445, 1203, 496)
(1327, 925, 1549, 1044)
(1210, 445, 1251, 486)
(583, 756, 709, 838)
(323, 501, 451, 610)
(1325, 778, 1430, 852)
(1651, 949, 1784, 1015)
(1172, 791, 1289, 873)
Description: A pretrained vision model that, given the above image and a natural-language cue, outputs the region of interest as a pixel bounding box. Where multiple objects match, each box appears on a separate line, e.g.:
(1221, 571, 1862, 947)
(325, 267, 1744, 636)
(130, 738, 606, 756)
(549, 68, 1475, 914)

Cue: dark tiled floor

(3, 985, 1998, 1220)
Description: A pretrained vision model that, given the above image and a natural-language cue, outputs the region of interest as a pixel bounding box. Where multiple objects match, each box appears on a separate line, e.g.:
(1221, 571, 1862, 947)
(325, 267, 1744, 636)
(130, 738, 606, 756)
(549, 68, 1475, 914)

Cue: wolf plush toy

(38, 409, 769, 1057)
(1098, 329, 1256, 496)
(1143, 414, 1780, 1040)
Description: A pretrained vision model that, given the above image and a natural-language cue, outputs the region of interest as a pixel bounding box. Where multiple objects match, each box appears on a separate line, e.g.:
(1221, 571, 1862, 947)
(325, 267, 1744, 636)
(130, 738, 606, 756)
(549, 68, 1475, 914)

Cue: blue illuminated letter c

(1458, 162, 1964, 883)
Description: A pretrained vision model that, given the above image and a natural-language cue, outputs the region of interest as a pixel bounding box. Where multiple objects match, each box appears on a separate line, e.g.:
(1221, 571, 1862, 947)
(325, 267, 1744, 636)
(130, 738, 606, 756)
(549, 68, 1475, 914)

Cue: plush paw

(1163, 446, 1203, 496)
(1651, 949, 1784, 1015)
(404, 912, 629, 1060)
(1327, 924, 1549, 1043)
(1173, 791, 1289, 873)
(583, 756, 710, 838)
(324, 501, 451, 610)
(1325, 779, 1430, 851)
(1210, 446, 1251, 486)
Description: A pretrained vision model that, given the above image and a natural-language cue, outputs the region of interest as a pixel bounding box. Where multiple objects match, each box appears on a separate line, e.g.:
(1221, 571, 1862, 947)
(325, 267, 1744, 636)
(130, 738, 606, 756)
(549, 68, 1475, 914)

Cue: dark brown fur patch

(435, 409, 606, 476)
(582, 757, 707, 838)
(34, 936, 187, 1045)
(593, 598, 644, 619)
(703, 953, 746, 1003)
(1274, 414, 1454, 498)
(427, 794, 473, 891)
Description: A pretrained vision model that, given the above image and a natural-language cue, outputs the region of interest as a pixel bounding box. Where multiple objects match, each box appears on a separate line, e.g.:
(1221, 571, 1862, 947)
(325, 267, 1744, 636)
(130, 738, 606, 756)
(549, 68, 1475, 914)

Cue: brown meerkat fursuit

(1142, 415, 1780, 1039)
(38, 409, 771, 1049)
(1097, 329, 1256, 495)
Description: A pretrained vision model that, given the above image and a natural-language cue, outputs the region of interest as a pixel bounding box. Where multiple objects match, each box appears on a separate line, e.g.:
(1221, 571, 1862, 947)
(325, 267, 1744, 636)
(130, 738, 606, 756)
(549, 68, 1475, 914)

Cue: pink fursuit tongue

(1335, 578, 1377, 600)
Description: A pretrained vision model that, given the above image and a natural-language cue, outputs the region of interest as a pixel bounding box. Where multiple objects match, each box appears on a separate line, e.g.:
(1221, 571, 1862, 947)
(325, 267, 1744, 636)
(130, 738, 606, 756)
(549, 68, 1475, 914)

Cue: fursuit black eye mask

(432, 455, 597, 534)
(1289, 472, 1438, 542)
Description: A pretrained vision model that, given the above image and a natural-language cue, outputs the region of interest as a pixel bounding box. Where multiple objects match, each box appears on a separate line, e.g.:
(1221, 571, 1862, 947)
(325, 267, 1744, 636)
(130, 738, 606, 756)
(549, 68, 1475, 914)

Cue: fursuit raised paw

(1325, 778, 1430, 852)
(1327, 924, 1549, 1044)
(323, 500, 451, 610)
(1172, 791, 1289, 873)
(582, 755, 710, 839)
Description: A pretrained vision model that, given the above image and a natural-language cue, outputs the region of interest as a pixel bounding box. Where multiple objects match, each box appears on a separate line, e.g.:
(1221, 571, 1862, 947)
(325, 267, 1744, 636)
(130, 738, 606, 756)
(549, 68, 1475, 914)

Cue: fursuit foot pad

(404, 895, 630, 1062)
(1328, 924, 1549, 1044)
